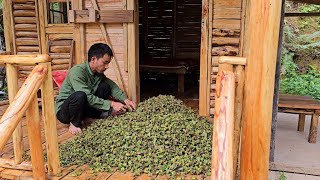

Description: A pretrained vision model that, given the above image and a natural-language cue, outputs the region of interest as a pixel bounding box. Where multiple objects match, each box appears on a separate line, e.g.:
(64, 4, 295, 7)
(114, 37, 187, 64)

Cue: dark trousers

(56, 82, 112, 127)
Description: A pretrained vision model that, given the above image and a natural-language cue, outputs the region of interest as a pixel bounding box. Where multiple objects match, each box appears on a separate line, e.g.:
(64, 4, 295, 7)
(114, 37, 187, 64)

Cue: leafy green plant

(279, 172, 287, 180)
(58, 95, 213, 178)
(280, 22, 320, 100)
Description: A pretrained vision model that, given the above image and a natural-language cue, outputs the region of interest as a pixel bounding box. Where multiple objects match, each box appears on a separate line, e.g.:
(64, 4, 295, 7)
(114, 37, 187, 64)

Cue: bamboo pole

(6, 64, 23, 164)
(26, 96, 46, 179)
(240, 0, 282, 178)
(91, 0, 128, 95)
(0, 54, 50, 65)
(212, 70, 235, 180)
(0, 65, 47, 151)
(40, 62, 61, 175)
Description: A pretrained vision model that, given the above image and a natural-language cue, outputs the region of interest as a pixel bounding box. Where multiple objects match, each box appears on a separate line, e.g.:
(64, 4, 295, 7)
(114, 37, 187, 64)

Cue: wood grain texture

(0, 54, 50, 65)
(26, 96, 46, 179)
(127, 0, 139, 102)
(240, 0, 282, 179)
(199, 0, 210, 116)
(6, 64, 23, 164)
(40, 62, 61, 175)
(0, 65, 47, 151)
(212, 70, 235, 180)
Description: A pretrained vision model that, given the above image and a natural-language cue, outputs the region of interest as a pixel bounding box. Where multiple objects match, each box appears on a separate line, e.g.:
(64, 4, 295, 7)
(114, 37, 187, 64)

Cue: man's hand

(111, 101, 127, 112)
(124, 99, 137, 112)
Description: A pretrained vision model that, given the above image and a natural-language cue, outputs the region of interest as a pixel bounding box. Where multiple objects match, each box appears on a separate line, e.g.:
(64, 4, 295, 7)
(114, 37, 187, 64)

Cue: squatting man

(55, 43, 136, 134)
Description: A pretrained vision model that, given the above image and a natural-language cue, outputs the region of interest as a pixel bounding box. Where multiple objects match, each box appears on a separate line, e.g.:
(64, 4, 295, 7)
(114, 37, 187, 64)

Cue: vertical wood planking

(199, 0, 210, 116)
(91, 0, 127, 95)
(240, 0, 282, 179)
(123, 0, 128, 72)
(127, 0, 139, 102)
(3, 0, 13, 53)
(26, 96, 46, 179)
(73, 0, 86, 64)
(38, 0, 47, 53)
(6, 64, 22, 164)
(212, 70, 235, 180)
(40, 62, 61, 175)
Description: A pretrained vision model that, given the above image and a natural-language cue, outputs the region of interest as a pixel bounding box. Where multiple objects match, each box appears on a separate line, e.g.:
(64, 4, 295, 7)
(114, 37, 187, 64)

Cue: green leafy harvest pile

(59, 95, 213, 177)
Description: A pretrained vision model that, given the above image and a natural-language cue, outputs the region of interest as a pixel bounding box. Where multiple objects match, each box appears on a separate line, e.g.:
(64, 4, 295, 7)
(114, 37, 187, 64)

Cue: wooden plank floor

(0, 100, 209, 179)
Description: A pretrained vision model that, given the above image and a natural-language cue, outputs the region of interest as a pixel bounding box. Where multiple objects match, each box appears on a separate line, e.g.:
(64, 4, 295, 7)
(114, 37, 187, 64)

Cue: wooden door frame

(199, 0, 212, 116)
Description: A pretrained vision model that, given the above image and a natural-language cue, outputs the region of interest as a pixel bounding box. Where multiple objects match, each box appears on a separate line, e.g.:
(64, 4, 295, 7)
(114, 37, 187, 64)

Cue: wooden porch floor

(0, 100, 209, 179)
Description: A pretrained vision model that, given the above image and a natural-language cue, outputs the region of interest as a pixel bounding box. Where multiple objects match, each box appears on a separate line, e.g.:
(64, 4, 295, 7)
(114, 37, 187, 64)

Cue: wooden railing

(211, 56, 246, 180)
(0, 55, 60, 179)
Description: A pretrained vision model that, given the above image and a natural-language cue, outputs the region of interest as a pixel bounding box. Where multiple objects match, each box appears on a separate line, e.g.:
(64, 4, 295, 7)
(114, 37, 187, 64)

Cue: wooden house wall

(84, 0, 129, 93)
(8, 0, 41, 79)
(209, 0, 242, 116)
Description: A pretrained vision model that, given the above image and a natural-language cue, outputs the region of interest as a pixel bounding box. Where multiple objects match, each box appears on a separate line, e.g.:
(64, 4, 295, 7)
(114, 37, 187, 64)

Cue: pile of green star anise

(59, 95, 213, 177)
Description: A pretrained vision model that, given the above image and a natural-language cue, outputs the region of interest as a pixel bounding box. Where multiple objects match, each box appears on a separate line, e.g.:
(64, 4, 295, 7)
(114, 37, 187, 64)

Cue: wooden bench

(140, 59, 198, 96)
(278, 94, 320, 143)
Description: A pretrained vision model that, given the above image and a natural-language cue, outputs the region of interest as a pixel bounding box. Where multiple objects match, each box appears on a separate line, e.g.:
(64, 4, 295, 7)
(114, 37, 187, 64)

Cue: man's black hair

(88, 43, 113, 62)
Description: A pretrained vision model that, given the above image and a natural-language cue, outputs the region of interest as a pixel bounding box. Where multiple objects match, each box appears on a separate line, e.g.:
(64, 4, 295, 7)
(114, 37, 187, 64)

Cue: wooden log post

(297, 114, 305, 132)
(26, 96, 46, 179)
(233, 64, 245, 179)
(308, 110, 319, 143)
(6, 64, 23, 164)
(212, 70, 235, 180)
(0, 54, 50, 65)
(40, 62, 61, 175)
(240, 0, 282, 179)
(0, 65, 47, 151)
(127, 0, 140, 103)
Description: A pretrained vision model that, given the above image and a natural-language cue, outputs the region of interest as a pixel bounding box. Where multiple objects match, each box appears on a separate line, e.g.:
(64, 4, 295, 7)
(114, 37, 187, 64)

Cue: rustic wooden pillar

(40, 62, 61, 175)
(199, 0, 210, 116)
(2, 0, 14, 53)
(73, 0, 86, 64)
(240, 0, 282, 179)
(6, 64, 22, 164)
(128, 0, 140, 102)
(308, 110, 319, 143)
(297, 114, 305, 132)
(212, 70, 235, 180)
(26, 96, 46, 179)
(38, 0, 47, 53)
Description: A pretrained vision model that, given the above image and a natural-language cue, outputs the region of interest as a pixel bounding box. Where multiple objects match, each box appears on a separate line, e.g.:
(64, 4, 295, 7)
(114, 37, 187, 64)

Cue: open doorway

(138, 0, 202, 111)
(271, 0, 320, 176)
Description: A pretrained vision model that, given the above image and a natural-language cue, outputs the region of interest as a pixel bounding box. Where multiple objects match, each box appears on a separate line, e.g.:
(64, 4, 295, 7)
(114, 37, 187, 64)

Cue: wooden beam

(0, 158, 33, 171)
(40, 62, 61, 175)
(123, 0, 128, 72)
(37, 0, 46, 53)
(2, 0, 13, 54)
(240, 0, 282, 179)
(6, 64, 23, 164)
(0, 54, 50, 65)
(127, 0, 140, 102)
(218, 56, 247, 66)
(73, 0, 86, 64)
(26, 96, 46, 179)
(199, 0, 210, 116)
(285, 12, 320, 17)
(212, 70, 235, 180)
(69, 10, 134, 23)
(0, 65, 47, 151)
